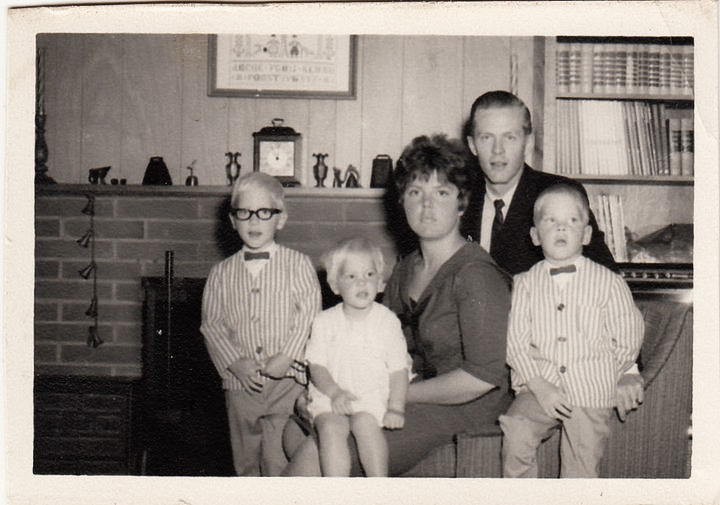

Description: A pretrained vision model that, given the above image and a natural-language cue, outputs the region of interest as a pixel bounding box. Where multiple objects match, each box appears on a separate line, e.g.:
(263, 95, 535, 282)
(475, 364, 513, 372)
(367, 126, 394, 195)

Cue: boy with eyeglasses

(201, 172, 321, 476)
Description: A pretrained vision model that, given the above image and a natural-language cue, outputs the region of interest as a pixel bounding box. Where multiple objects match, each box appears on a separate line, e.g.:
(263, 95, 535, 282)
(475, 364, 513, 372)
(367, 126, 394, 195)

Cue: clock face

(259, 141, 295, 177)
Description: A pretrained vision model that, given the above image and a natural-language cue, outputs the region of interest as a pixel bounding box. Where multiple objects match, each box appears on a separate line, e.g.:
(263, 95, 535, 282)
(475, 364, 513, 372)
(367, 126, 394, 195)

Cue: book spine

(556, 42, 570, 94)
(602, 44, 614, 94)
(680, 116, 694, 176)
(681, 45, 694, 96)
(556, 100, 566, 173)
(670, 45, 684, 96)
(571, 100, 581, 174)
(601, 194, 617, 260)
(668, 117, 682, 176)
(580, 43, 593, 94)
(610, 194, 628, 261)
(628, 44, 640, 94)
(568, 43, 582, 94)
(657, 103, 669, 175)
(615, 44, 628, 95)
(615, 101, 630, 175)
(592, 44, 605, 93)
(622, 102, 639, 176)
(637, 44, 649, 94)
(644, 103, 659, 175)
(647, 44, 661, 95)
(659, 45, 672, 95)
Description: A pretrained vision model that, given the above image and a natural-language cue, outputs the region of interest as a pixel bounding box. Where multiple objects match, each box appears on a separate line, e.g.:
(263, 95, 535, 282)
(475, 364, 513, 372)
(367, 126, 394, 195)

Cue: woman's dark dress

(380, 242, 512, 475)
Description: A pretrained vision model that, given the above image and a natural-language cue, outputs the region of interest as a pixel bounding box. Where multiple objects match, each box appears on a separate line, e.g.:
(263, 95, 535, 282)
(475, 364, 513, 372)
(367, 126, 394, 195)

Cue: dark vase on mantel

(142, 156, 173, 186)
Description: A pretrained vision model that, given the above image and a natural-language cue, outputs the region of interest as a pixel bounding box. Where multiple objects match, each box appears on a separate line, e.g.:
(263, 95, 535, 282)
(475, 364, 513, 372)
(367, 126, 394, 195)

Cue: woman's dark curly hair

(394, 134, 474, 211)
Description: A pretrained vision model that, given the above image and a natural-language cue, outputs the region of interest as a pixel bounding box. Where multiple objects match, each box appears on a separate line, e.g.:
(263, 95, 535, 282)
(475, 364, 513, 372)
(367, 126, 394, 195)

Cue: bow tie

(244, 251, 270, 261)
(549, 264, 576, 276)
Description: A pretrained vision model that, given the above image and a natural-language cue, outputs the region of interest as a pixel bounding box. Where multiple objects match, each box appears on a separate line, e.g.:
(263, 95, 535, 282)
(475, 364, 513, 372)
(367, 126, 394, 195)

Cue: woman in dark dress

(284, 134, 512, 476)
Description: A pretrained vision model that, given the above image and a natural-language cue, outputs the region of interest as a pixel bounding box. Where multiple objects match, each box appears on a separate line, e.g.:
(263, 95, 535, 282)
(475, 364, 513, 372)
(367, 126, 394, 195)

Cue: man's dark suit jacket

(462, 165, 617, 276)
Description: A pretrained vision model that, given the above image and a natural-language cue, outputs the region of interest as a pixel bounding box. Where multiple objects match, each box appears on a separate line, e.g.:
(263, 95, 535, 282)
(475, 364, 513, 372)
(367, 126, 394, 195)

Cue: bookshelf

(542, 36, 694, 264)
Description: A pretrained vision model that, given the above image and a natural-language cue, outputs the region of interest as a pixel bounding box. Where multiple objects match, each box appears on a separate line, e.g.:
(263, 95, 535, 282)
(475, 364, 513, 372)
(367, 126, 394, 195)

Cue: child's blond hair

(230, 172, 286, 211)
(533, 183, 590, 225)
(322, 237, 386, 293)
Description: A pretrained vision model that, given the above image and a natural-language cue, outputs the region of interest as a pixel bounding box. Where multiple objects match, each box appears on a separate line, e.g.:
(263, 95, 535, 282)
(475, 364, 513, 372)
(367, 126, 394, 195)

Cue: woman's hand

(330, 389, 358, 415)
(382, 409, 405, 430)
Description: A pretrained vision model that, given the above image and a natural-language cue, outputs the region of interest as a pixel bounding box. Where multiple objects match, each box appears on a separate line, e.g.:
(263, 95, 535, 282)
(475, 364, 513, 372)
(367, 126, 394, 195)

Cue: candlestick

(36, 47, 45, 115)
(35, 45, 54, 184)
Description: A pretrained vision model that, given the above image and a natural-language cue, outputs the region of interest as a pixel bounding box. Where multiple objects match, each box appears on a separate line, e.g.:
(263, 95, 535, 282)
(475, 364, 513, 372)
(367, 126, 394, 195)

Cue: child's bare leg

(315, 412, 351, 476)
(350, 412, 388, 477)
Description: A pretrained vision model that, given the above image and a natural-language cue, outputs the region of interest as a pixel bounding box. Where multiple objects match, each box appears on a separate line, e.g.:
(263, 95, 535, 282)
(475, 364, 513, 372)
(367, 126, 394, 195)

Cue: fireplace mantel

(35, 183, 387, 200)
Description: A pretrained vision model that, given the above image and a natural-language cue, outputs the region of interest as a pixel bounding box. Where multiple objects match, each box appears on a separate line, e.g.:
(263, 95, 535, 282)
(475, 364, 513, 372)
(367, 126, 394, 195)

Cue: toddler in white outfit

(305, 237, 410, 477)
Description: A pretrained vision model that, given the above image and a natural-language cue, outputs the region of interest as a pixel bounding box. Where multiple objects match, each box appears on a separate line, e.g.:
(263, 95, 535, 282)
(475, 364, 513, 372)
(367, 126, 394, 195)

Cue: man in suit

(462, 90, 616, 277)
(463, 90, 642, 421)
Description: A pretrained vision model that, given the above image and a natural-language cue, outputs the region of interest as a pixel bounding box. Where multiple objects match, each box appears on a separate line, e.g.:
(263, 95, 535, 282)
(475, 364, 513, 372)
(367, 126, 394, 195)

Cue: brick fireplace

(34, 185, 403, 378)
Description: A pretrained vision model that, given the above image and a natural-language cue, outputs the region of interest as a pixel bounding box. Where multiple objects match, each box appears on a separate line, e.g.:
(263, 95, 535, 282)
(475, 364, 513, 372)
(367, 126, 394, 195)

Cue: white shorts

(307, 389, 386, 426)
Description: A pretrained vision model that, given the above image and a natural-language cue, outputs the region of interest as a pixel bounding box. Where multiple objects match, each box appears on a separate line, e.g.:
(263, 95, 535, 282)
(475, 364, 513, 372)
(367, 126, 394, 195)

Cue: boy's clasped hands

(229, 353, 294, 393)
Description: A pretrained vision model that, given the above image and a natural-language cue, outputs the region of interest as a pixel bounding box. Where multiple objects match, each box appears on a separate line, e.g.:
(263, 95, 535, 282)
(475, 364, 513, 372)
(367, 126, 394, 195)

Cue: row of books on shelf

(594, 194, 628, 263)
(555, 100, 693, 177)
(556, 42, 693, 97)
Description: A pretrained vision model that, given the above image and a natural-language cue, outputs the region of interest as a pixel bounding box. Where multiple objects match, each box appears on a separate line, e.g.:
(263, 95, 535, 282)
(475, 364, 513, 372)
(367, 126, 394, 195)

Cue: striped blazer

(507, 257, 644, 408)
(200, 245, 321, 389)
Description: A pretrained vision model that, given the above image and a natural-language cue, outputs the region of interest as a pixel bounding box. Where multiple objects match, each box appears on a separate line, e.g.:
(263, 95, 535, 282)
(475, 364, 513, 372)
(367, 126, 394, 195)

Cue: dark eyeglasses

(230, 207, 282, 221)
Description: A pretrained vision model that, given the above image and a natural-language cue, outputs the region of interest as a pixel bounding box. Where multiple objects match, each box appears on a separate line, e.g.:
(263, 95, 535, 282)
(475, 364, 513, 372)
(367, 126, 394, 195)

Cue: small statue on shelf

(312, 153, 329, 187)
(345, 165, 361, 188)
(185, 160, 199, 186)
(225, 152, 241, 185)
(88, 166, 111, 185)
(332, 166, 344, 188)
(332, 164, 361, 188)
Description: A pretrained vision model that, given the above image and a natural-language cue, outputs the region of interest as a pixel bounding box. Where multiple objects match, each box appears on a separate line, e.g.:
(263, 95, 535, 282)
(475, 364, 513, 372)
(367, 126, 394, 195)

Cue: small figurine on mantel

(225, 152, 241, 185)
(332, 166, 344, 188)
(333, 165, 361, 188)
(185, 160, 199, 186)
(345, 165, 361, 188)
(88, 166, 111, 185)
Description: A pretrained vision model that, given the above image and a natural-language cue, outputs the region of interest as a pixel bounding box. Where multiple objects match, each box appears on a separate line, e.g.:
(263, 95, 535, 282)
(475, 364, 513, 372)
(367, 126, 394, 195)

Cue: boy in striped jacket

(201, 172, 321, 476)
(500, 184, 644, 478)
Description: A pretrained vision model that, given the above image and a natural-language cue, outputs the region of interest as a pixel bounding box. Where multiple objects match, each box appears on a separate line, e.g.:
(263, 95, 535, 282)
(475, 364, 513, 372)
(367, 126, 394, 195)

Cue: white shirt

(480, 181, 520, 252)
(305, 302, 410, 422)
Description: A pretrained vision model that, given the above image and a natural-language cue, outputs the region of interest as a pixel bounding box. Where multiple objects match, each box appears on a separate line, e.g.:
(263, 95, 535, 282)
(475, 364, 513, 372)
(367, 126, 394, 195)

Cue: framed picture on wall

(208, 34, 357, 99)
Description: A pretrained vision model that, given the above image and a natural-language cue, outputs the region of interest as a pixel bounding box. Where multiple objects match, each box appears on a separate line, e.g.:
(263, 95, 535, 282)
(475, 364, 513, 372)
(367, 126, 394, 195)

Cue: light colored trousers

(499, 392, 612, 478)
(225, 378, 303, 476)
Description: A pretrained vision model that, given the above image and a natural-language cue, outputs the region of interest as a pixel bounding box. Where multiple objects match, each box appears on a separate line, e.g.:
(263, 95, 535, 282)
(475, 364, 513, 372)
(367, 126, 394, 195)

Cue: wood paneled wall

(39, 34, 540, 186)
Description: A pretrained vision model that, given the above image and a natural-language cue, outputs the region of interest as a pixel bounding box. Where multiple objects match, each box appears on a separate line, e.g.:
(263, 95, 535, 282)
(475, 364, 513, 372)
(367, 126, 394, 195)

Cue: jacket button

(251, 288, 260, 294)
(557, 303, 565, 311)
(559, 365, 567, 373)
(558, 336, 567, 342)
